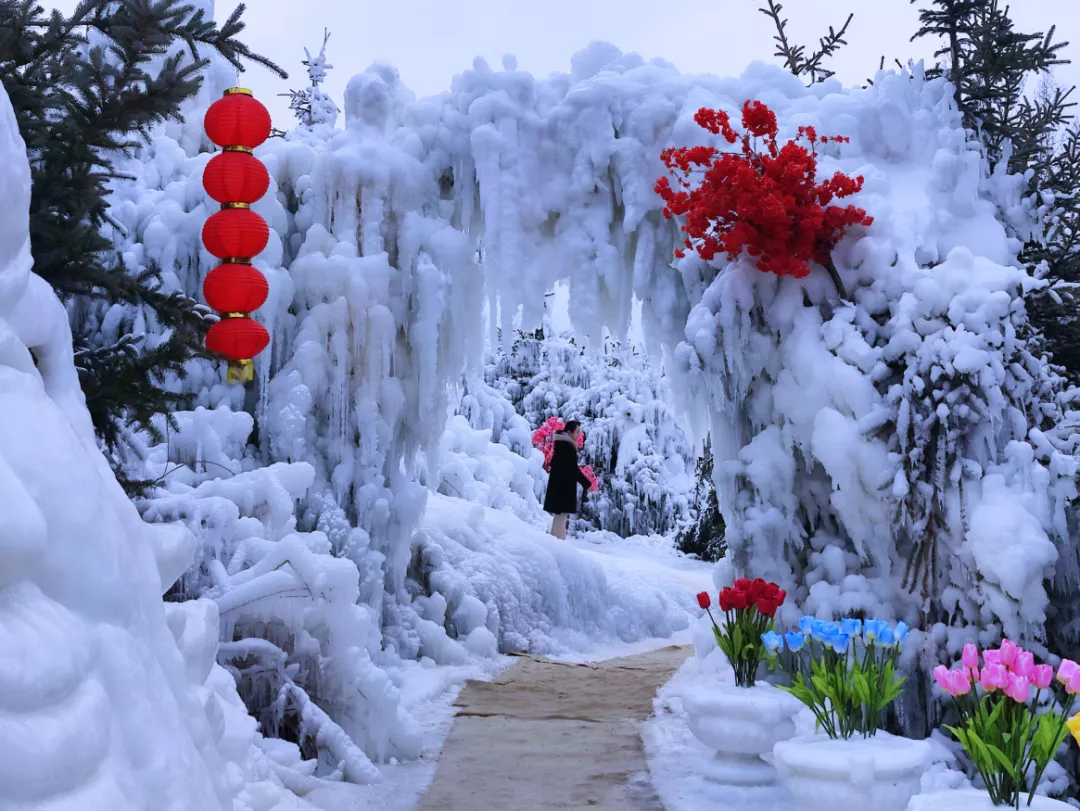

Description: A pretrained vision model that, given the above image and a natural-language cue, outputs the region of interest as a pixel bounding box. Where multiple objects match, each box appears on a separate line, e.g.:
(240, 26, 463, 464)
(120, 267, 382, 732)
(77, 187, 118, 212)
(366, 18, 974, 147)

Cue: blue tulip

(816, 621, 839, 641)
(798, 616, 815, 635)
(784, 631, 805, 652)
(864, 619, 888, 642)
(840, 617, 862, 637)
(830, 632, 852, 655)
(894, 621, 910, 648)
(878, 626, 895, 646)
(762, 630, 783, 655)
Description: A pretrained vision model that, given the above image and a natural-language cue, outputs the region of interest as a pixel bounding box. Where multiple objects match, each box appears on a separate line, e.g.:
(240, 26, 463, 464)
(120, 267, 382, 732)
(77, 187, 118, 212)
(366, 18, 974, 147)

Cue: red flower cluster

(532, 416, 583, 466)
(531, 416, 598, 492)
(719, 578, 786, 617)
(655, 100, 873, 279)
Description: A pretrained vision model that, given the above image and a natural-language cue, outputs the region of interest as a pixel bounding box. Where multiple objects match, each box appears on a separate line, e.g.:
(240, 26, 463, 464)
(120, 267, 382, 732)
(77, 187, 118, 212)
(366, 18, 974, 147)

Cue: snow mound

(410, 494, 701, 656)
(0, 80, 227, 811)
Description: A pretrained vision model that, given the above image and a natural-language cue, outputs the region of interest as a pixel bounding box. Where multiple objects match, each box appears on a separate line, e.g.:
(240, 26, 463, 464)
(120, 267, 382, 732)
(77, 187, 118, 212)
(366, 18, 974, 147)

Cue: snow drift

(0, 78, 228, 811)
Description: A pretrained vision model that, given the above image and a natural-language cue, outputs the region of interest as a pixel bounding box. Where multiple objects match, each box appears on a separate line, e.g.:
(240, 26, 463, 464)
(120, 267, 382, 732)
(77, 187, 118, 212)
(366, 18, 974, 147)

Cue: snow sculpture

(0, 82, 227, 810)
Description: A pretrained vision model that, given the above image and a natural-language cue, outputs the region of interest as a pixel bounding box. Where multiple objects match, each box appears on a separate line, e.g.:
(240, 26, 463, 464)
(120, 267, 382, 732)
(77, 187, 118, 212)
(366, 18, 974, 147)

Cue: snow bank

(0, 79, 227, 811)
(410, 494, 700, 656)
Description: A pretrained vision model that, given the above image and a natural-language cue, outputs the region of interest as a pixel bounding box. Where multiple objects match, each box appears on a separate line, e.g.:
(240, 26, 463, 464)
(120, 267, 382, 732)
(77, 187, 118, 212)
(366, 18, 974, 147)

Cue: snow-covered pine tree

(0, 0, 283, 491)
(280, 29, 340, 129)
(485, 328, 693, 537)
(911, 0, 1080, 378)
(910, 0, 1080, 680)
(676, 436, 726, 561)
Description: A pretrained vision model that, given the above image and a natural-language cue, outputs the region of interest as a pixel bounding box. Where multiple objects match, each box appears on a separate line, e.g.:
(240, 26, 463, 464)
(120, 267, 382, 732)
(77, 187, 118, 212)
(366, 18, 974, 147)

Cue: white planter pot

(681, 681, 801, 786)
(773, 731, 931, 811)
(907, 789, 1072, 811)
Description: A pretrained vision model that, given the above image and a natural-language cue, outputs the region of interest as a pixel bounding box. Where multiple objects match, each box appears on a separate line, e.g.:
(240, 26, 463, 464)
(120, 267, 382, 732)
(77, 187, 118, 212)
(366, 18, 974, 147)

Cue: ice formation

(79, 17, 1080, 786)
(0, 77, 229, 811)
(483, 330, 694, 536)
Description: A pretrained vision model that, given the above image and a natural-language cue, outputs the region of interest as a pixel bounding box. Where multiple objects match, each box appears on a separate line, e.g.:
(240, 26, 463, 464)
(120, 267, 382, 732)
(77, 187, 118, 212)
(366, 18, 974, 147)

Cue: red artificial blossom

(531, 416, 599, 492)
(698, 577, 787, 687)
(655, 100, 873, 297)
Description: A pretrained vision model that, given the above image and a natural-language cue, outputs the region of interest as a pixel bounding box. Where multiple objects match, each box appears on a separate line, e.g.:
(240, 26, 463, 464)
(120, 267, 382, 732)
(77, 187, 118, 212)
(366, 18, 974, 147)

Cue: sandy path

(417, 645, 689, 810)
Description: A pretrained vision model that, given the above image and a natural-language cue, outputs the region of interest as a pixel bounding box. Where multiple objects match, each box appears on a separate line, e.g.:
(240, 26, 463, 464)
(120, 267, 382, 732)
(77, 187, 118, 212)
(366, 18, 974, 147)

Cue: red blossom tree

(655, 100, 873, 297)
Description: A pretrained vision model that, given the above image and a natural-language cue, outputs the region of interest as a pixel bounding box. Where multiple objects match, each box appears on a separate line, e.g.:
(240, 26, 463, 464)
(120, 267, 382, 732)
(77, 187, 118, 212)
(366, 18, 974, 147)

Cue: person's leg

(551, 513, 568, 539)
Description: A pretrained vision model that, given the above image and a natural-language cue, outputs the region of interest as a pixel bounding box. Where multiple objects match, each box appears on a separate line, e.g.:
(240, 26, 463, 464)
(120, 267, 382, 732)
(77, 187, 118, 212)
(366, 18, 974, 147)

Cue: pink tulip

(1067, 670, 1080, 695)
(984, 649, 1002, 667)
(947, 670, 972, 697)
(961, 644, 979, 670)
(1058, 659, 1079, 686)
(1014, 650, 1035, 679)
(1005, 673, 1031, 703)
(981, 663, 1007, 692)
(1033, 664, 1054, 690)
(932, 665, 951, 692)
(1000, 640, 1018, 669)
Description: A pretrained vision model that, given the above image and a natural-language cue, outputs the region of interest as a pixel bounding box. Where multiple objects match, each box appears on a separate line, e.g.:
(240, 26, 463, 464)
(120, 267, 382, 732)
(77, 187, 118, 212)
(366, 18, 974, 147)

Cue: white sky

(206, 0, 1080, 125)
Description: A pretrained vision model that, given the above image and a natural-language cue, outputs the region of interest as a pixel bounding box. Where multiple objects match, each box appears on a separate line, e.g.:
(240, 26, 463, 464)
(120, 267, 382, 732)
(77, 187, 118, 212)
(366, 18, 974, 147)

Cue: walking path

(417, 645, 689, 810)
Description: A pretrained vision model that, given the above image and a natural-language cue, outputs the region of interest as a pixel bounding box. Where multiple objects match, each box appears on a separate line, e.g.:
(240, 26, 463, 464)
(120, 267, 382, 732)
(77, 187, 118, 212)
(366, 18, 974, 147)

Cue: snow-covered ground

(307, 499, 713, 811)
(642, 639, 972, 811)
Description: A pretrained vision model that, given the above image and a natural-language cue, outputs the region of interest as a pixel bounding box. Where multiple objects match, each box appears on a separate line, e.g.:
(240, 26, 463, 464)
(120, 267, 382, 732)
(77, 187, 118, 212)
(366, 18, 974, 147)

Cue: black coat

(543, 434, 590, 515)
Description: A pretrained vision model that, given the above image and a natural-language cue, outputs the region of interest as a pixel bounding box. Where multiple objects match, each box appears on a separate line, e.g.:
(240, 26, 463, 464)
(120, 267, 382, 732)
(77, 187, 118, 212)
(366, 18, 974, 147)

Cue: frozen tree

(0, 0, 283, 492)
(282, 30, 340, 128)
(485, 329, 694, 537)
(676, 437, 726, 561)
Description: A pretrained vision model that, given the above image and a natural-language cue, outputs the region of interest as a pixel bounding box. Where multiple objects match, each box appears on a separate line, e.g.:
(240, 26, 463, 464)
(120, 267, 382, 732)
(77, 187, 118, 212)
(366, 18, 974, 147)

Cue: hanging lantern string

(200, 86, 273, 385)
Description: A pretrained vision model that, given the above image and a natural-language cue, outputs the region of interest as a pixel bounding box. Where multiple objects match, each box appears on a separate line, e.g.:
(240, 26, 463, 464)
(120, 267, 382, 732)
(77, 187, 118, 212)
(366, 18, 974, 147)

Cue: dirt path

(417, 645, 689, 811)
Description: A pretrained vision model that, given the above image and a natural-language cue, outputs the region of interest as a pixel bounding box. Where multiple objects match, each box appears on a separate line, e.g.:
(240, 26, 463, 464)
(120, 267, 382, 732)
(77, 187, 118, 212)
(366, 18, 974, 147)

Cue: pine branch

(758, 1, 854, 84)
(0, 0, 281, 491)
(759, 1, 804, 77)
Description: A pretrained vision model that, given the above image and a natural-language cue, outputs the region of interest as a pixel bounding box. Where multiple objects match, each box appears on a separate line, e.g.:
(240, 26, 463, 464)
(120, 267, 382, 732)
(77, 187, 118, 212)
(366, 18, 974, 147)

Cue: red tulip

(696, 591, 711, 610)
(718, 590, 734, 612)
(728, 589, 750, 611)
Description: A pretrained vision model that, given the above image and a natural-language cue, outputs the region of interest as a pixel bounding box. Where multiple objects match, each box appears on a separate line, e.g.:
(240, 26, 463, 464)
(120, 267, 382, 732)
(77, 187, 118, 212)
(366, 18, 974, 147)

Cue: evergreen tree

(281, 29, 339, 128)
(0, 0, 284, 492)
(910, 0, 1080, 376)
(675, 437, 727, 562)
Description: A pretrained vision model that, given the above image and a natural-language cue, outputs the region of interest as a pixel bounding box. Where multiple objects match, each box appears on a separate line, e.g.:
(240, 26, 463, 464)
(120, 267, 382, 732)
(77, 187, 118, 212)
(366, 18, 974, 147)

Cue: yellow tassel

(226, 359, 254, 384)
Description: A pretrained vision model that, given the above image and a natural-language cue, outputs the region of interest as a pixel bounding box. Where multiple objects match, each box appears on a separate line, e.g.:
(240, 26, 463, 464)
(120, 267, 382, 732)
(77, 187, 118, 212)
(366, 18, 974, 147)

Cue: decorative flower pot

(773, 731, 931, 811)
(906, 789, 1072, 811)
(681, 681, 801, 786)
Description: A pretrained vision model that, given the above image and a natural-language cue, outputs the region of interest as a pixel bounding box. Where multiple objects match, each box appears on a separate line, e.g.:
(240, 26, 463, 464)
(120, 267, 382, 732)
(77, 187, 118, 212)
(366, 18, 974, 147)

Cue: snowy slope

(410, 494, 705, 657)
(0, 77, 227, 811)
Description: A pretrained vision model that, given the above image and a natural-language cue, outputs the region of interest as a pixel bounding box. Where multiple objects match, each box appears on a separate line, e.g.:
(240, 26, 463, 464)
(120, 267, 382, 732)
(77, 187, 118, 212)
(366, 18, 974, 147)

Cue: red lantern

(206, 317, 270, 361)
(203, 151, 270, 205)
(201, 87, 274, 385)
(203, 263, 269, 313)
(202, 207, 269, 259)
(204, 89, 271, 150)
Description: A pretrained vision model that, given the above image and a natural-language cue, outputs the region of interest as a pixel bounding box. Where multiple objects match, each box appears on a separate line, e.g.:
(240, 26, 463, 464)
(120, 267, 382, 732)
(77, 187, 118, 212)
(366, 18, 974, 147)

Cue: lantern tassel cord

(226, 359, 255, 384)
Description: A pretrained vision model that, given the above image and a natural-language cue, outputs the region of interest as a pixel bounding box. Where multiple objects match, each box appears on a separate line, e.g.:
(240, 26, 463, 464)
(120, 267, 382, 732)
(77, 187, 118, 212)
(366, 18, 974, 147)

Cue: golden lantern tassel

(226, 359, 255, 384)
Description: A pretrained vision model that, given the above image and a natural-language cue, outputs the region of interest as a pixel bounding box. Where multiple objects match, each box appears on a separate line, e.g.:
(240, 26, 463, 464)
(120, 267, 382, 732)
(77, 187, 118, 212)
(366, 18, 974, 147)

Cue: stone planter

(773, 731, 931, 811)
(907, 789, 1072, 811)
(681, 681, 800, 786)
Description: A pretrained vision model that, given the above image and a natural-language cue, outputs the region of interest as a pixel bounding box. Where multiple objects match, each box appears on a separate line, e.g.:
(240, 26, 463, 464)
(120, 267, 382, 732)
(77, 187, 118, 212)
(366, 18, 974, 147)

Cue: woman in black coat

(543, 420, 591, 539)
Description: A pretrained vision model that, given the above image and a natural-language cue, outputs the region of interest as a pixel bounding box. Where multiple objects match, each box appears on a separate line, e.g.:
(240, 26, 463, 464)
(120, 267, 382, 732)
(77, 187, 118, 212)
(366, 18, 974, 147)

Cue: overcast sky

(201, 0, 1080, 125)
